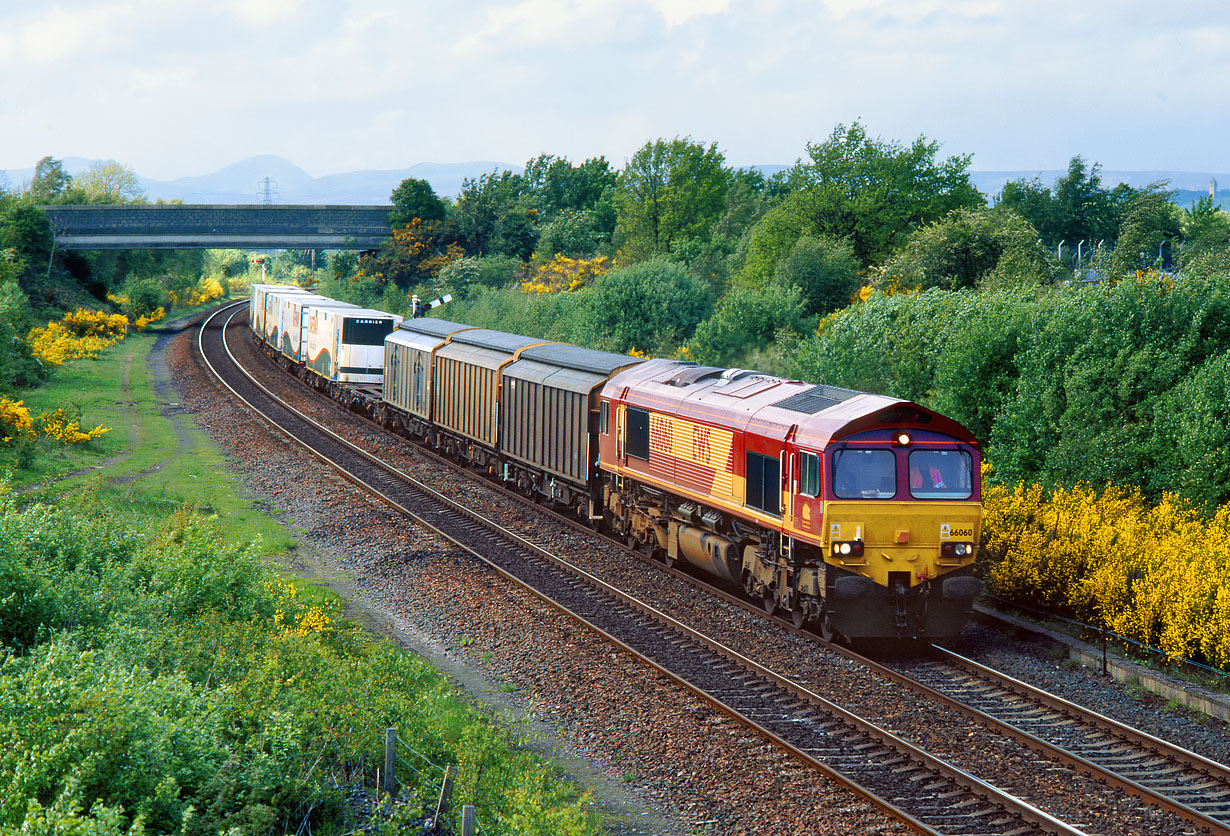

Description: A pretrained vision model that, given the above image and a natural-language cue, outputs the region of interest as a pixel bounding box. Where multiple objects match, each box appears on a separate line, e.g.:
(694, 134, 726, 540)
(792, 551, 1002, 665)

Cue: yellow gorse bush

(982, 476, 1230, 669)
(520, 254, 611, 294)
(266, 577, 336, 638)
(171, 276, 225, 308)
(28, 308, 129, 366)
(0, 398, 106, 446)
(0, 397, 32, 444)
(34, 406, 109, 444)
(135, 307, 166, 330)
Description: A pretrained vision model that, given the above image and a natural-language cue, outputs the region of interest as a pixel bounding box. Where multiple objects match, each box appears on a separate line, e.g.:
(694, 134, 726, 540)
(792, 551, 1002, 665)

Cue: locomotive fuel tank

(668, 522, 741, 583)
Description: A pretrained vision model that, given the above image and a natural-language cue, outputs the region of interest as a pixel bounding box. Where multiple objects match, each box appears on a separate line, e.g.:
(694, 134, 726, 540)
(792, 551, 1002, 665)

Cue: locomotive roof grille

(774, 384, 863, 414)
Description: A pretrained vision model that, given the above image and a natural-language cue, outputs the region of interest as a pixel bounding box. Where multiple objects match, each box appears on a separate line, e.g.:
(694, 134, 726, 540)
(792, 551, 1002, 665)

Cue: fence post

(1101, 627, 1108, 676)
(462, 805, 477, 836)
(432, 765, 456, 831)
(383, 728, 397, 797)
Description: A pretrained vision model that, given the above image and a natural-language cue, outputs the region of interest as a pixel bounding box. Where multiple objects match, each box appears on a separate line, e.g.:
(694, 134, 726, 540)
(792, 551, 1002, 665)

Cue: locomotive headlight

(894, 432, 912, 446)
(839, 542, 851, 555)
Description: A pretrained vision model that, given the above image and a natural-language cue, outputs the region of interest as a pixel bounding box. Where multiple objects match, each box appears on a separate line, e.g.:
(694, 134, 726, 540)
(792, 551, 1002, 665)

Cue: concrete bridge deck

(41, 204, 394, 250)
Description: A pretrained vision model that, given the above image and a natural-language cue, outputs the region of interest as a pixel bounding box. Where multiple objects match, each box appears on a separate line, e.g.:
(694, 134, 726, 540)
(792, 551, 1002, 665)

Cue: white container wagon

(306, 305, 402, 387)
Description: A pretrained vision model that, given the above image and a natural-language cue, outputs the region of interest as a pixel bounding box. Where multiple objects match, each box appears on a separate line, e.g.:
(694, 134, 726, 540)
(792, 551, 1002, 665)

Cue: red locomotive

(597, 360, 982, 640)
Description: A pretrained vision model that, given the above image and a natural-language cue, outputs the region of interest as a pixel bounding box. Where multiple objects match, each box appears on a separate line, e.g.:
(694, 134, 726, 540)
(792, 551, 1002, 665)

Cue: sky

(2, 0, 1229, 181)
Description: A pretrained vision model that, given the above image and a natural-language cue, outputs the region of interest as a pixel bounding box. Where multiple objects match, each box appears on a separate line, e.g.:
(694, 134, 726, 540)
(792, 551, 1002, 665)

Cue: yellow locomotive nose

(824, 500, 981, 589)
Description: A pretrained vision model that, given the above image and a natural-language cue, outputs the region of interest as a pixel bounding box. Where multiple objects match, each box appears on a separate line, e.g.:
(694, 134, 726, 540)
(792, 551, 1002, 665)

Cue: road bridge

(41, 204, 393, 250)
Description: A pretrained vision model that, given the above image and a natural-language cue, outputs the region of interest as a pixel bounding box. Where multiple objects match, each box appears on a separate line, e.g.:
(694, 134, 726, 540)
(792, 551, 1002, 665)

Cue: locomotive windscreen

(908, 450, 973, 499)
(833, 449, 897, 499)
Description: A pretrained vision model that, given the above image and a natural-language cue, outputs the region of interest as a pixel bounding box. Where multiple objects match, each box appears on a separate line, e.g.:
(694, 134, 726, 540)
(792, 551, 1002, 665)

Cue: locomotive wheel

(791, 607, 806, 629)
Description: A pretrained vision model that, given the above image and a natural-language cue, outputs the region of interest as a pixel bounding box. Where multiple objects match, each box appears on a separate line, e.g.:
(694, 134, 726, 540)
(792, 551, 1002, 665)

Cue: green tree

(204, 249, 250, 279)
(997, 156, 1136, 251)
(532, 210, 605, 258)
(773, 233, 861, 315)
(574, 257, 713, 355)
(389, 177, 447, 227)
(74, 160, 146, 204)
(522, 154, 616, 222)
(1181, 195, 1230, 258)
(684, 281, 807, 368)
(614, 138, 730, 260)
(878, 207, 1051, 291)
(0, 195, 53, 267)
(26, 156, 71, 203)
(456, 170, 535, 257)
(1108, 185, 1182, 275)
(777, 122, 983, 266)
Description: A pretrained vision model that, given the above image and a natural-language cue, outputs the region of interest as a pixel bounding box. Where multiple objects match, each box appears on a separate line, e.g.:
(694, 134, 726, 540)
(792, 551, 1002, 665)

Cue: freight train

(249, 284, 983, 641)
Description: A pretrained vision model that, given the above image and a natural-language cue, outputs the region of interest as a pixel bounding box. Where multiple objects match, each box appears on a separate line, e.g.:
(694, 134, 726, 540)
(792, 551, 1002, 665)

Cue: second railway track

(197, 300, 1229, 835)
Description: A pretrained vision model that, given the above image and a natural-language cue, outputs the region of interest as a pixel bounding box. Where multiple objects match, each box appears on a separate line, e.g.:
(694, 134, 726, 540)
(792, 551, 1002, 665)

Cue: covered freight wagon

(431, 329, 550, 470)
(501, 343, 644, 515)
(382, 318, 476, 434)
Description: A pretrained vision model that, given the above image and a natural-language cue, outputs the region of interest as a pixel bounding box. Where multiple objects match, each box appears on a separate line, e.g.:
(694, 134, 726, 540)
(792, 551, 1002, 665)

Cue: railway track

(199, 302, 1096, 834)
(876, 646, 1230, 833)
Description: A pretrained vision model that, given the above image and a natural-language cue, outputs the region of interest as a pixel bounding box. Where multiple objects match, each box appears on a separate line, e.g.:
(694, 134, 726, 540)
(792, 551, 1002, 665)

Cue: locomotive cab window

(833, 449, 896, 499)
(600, 401, 609, 435)
(626, 407, 650, 460)
(909, 449, 973, 499)
(799, 451, 820, 497)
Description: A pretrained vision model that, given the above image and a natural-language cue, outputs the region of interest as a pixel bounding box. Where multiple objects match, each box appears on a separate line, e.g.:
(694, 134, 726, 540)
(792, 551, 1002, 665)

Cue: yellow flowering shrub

(983, 476, 1230, 669)
(1, 397, 32, 444)
(520, 254, 611, 294)
(266, 577, 336, 638)
(135, 307, 166, 330)
(166, 276, 226, 309)
(28, 308, 130, 366)
(34, 406, 109, 444)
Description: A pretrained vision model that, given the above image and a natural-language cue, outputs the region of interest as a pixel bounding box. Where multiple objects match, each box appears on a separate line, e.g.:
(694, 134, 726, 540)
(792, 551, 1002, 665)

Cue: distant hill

(0, 155, 516, 204)
(969, 169, 1229, 203)
(2, 155, 1227, 208)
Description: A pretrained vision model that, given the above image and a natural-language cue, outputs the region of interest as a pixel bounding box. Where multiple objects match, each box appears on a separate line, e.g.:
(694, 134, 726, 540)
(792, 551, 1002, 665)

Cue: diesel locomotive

(249, 284, 983, 641)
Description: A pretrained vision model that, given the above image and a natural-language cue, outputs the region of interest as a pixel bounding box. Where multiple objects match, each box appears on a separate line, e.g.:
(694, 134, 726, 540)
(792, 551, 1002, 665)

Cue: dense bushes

(0, 498, 599, 835)
(785, 273, 1230, 508)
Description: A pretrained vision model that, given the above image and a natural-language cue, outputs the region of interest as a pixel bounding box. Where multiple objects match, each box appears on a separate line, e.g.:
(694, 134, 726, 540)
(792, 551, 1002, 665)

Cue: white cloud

(649, 0, 730, 27)
(4, 0, 1230, 178)
(219, 0, 305, 26)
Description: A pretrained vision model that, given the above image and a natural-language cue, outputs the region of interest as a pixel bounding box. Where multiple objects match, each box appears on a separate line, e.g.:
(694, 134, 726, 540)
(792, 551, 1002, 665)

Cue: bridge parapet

(41, 204, 394, 250)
